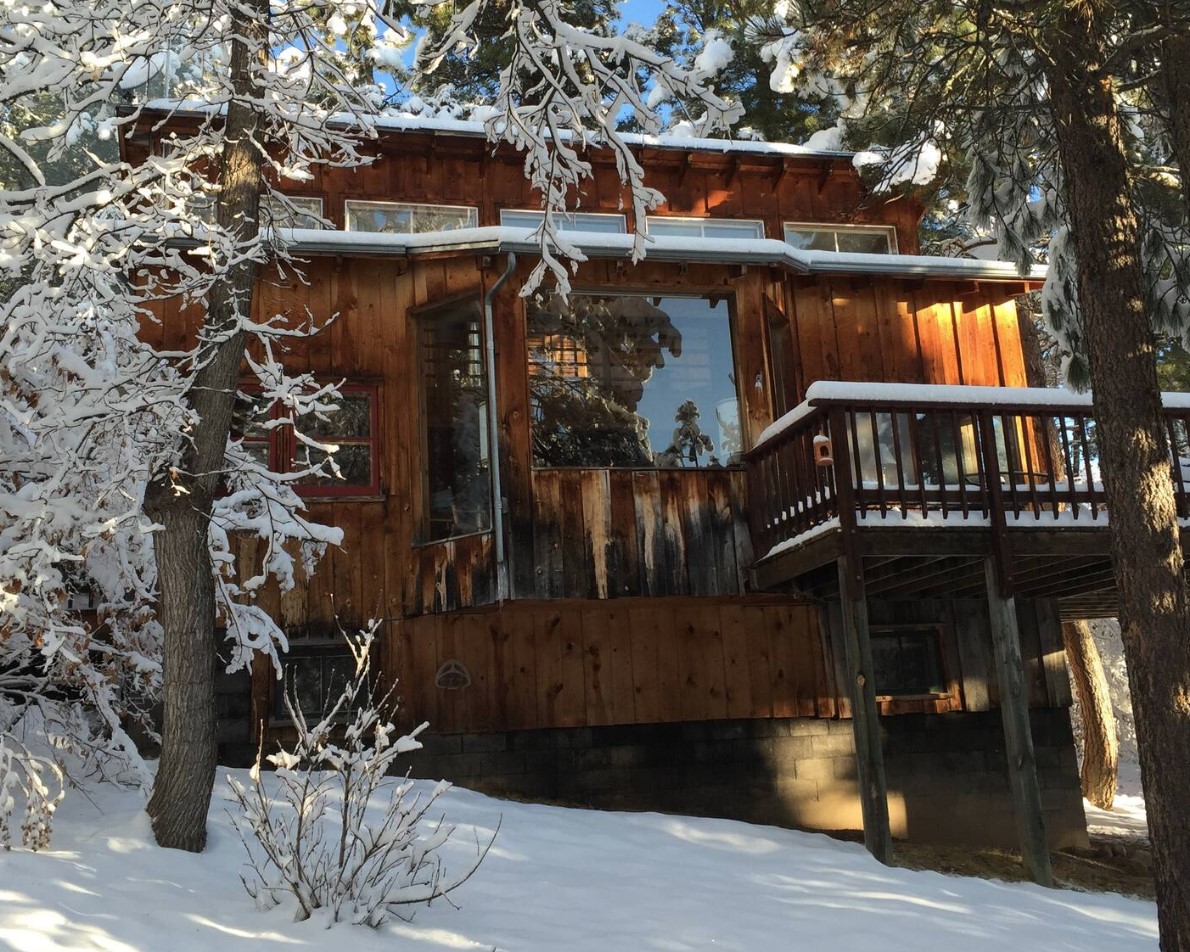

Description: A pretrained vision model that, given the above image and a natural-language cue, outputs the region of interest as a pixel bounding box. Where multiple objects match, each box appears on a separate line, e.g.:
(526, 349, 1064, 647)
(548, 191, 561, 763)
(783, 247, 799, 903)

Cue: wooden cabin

(124, 109, 1143, 859)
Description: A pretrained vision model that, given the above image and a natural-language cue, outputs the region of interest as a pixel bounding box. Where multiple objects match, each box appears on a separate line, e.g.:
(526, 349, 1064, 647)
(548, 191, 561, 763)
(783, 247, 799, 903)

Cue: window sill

(412, 528, 493, 549)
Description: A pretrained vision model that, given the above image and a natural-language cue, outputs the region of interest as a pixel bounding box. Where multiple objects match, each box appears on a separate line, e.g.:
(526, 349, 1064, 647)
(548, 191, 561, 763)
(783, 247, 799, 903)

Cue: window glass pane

(784, 227, 837, 252)
(499, 209, 626, 233)
(870, 628, 946, 696)
(701, 220, 765, 239)
(298, 392, 372, 439)
(301, 444, 373, 488)
(263, 196, 324, 229)
(645, 217, 706, 238)
(285, 654, 325, 717)
(527, 295, 739, 468)
(346, 201, 477, 233)
(421, 301, 492, 539)
(836, 230, 892, 254)
(232, 391, 271, 439)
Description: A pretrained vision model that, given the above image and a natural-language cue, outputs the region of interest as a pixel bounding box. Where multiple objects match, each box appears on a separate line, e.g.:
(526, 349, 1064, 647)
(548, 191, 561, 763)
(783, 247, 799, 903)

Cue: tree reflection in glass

(527, 294, 739, 468)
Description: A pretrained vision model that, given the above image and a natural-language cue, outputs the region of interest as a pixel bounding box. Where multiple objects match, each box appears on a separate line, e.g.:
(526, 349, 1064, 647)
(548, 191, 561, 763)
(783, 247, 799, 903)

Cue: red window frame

(235, 383, 381, 498)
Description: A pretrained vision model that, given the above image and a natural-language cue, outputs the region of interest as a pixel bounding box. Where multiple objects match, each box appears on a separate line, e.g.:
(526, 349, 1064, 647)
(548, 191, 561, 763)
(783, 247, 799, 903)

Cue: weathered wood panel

(519, 468, 749, 601)
(349, 597, 826, 734)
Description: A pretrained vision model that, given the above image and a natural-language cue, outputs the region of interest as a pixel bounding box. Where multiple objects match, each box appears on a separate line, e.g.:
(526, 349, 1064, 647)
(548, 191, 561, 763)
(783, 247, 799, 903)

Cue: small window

(232, 385, 380, 496)
(345, 201, 478, 234)
(870, 626, 947, 696)
(274, 642, 363, 721)
(646, 216, 765, 240)
(419, 298, 492, 541)
(500, 209, 627, 234)
(527, 293, 741, 468)
(263, 195, 325, 230)
(783, 223, 897, 254)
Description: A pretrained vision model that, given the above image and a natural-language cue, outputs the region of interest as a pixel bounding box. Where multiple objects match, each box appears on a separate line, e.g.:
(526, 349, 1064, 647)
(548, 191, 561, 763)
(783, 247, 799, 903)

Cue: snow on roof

(141, 99, 856, 161)
(270, 225, 1048, 284)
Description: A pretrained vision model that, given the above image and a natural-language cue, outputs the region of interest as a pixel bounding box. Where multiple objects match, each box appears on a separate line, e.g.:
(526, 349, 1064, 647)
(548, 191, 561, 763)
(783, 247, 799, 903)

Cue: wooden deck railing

(743, 382, 1190, 561)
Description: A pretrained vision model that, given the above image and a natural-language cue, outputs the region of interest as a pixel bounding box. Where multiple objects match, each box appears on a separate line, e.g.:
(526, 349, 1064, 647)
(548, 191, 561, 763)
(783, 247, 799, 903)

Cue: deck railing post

(827, 405, 893, 864)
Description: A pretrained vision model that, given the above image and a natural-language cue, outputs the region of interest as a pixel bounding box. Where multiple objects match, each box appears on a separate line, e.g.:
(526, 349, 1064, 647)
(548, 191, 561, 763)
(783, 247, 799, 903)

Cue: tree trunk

(145, 0, 267, 852)
(1063, 620, 1118, 809)
(1045, 5, 1190, 948)
(1014, 310, 1119, 809)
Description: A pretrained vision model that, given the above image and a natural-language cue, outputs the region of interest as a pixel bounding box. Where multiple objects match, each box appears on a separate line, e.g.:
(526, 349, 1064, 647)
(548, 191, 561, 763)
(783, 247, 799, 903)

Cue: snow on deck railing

(744, 381, 1190, 561)
(752, 382, 1190, 453)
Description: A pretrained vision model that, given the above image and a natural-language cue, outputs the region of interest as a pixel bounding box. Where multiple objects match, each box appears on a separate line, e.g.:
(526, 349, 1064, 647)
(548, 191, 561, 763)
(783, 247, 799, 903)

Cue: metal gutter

(268, 227, 1047, 285)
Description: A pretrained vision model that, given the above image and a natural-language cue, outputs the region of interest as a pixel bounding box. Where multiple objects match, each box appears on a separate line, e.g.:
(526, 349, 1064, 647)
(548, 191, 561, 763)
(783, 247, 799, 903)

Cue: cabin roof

(140, 99, 857, 161)
(259, 225, 1047, 285)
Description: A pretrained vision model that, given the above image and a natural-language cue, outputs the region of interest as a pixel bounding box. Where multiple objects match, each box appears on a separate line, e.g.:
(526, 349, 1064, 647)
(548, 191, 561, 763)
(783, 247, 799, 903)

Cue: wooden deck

(745, 382, 1190, 618)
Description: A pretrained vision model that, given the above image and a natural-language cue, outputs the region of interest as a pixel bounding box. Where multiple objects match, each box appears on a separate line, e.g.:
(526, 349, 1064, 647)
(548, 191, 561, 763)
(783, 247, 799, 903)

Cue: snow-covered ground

(0, 768, 1159, 952)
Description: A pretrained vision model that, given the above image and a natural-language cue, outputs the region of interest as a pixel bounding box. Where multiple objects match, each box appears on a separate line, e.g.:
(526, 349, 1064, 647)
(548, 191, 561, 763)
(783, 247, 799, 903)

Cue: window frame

(499, 208, 628, 234)
(868, 623, 950, 699)
(343, 200, 479, 234)
(644, 216, 766, 240)
(262, 194, 325, 230)
(524, 288, 744, 471)
(234, 382, 382, 499)
(269, 638, 367, 725)
(782, 222, 899, 254)
(413, 291, 494, 544)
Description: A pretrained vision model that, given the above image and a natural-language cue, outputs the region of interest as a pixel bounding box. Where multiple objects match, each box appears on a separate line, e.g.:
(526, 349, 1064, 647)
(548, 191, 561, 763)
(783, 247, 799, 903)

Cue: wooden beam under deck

(751, 523, 1190, 612)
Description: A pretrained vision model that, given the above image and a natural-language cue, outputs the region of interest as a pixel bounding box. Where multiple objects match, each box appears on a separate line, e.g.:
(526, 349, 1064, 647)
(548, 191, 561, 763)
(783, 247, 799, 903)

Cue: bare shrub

(226, 624, 492, 926)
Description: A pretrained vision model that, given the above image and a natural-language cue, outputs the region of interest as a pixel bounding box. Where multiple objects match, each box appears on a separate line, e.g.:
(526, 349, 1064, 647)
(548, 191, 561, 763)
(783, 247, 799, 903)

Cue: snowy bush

(226, 624, 491, 926)
(0, 735, 64, 851)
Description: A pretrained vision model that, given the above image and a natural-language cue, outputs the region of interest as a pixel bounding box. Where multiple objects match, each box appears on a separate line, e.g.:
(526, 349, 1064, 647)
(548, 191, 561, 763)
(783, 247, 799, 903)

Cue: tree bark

(1063, 620, 1119, 809)
(1045, 4, 1190, 947)
(1014, 310, 1119, 809)
(145, 0, 267, 852)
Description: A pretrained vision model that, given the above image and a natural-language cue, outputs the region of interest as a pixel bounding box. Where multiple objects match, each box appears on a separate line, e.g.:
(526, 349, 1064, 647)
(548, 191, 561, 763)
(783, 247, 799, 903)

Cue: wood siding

(133, 119, 1060, 740)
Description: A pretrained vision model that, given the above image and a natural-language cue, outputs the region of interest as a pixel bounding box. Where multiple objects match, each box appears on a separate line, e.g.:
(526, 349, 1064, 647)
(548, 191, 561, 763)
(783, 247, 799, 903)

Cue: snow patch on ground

(0, 768, 1159, 951)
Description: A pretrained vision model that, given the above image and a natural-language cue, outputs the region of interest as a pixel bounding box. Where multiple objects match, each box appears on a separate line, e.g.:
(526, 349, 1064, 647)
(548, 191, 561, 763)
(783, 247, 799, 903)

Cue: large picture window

(527, 294, 740, 468)
(419, 299, 492, 541)
(233, 385, 380, 496)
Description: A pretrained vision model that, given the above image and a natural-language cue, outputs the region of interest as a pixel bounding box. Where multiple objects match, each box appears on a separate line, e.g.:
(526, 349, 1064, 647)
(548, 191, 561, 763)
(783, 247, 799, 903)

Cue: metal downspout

(483, 252, 517, 601)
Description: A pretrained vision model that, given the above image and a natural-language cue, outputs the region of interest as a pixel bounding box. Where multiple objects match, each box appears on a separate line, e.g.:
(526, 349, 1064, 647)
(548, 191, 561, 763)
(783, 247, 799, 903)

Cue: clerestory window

(499, 209, 627, 233)
(645, 216, 765, 240)
(783, 223, 897, 254)
(345, 201, 478, 234)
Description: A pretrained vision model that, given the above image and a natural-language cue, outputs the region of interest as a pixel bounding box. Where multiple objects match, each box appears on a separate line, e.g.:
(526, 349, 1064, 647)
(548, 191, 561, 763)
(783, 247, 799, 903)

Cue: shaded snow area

(1068, 618, 1148, 840)
(0, 770, 1158, 952)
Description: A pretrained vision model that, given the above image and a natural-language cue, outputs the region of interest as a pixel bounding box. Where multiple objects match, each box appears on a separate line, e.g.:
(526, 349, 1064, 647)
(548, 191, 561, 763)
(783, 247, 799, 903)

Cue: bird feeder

(813, 434, 834, 467)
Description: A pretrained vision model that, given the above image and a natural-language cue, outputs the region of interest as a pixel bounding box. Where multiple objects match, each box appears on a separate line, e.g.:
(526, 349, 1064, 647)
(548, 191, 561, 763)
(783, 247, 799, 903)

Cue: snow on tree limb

(418, 0, 743, 293)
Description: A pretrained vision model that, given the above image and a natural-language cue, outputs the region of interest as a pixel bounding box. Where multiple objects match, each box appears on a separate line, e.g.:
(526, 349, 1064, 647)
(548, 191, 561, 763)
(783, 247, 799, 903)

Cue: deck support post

(983, 556, 1054, 887)
(836, 556, 893, 865)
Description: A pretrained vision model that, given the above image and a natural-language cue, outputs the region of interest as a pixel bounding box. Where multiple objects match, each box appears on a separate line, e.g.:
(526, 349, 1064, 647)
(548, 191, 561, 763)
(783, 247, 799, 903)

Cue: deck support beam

(836, 556, 893, 865)
(984, 556, 1054, 887)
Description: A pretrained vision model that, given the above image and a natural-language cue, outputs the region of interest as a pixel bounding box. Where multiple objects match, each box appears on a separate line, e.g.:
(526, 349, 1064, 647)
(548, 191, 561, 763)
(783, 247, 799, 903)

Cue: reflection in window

(231, 385, 379, 495)
(848, 411, 1016, 490)
(527, 294, 740, 468)
(345, 201, 478, 233)
(870, 627, 946, 696)
(499, 209, 627, 233)
(783, 223, 896, 254)
(420, 300, 491, 540)
(274, 644, 363, 720)
(645, 216, 764, 239)
(263, 195, 325, 229)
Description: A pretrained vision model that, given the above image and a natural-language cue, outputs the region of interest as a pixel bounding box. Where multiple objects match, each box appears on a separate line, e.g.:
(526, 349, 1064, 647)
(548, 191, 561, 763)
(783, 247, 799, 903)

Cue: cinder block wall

(406, 710, 1088, 849)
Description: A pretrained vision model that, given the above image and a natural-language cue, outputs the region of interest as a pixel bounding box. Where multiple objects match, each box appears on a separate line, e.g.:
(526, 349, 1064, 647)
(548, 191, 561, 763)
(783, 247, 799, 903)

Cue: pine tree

(772, 1, 1190, 942)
